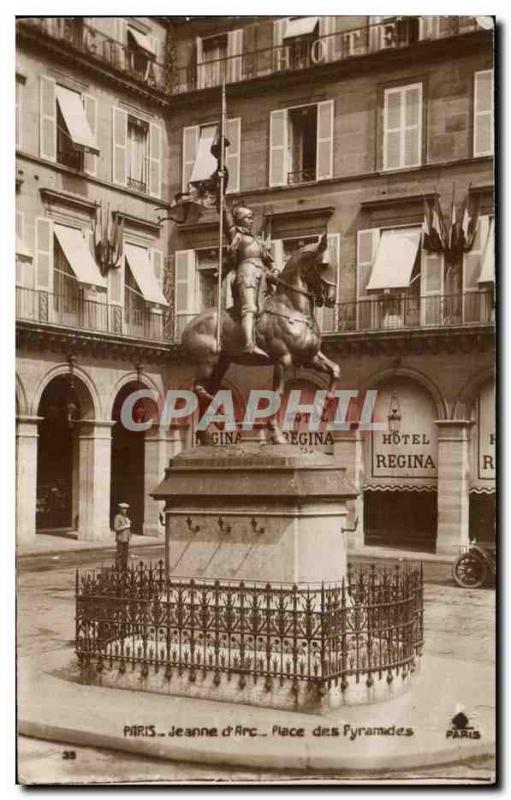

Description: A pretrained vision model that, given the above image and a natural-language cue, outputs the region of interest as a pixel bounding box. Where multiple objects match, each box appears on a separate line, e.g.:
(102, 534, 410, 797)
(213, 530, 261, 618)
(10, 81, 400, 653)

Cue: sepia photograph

(14, 9, 496, 786)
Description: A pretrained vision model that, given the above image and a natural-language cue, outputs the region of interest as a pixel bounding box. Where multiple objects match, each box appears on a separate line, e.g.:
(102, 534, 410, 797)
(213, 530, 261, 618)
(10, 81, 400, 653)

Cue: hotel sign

(477, 382, 495, 480)
(370, 381, 438, 482)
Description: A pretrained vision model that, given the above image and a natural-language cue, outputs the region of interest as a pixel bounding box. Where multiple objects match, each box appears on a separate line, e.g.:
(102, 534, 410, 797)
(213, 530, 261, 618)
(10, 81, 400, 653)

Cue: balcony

(18, 16, 486, 98)
(174, 16, 484, 94)
(16, 287, 170, 343)
(323, 291, 495, 334)
(18, 17, 168, 94)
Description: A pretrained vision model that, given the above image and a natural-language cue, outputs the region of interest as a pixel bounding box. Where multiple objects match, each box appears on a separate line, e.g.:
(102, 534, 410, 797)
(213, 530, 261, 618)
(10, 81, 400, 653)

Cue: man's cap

(118, 502, 130, 509)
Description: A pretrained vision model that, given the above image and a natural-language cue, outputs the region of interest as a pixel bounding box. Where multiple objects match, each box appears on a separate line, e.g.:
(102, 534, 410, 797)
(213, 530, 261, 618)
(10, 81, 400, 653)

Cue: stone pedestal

(153, 443, 357, 584)
(435, 420, 473, 555)
(16, 415, 42, 547)
(332, 429, 365, 550)
(77, 420, 114, 541)
(143, 426, 182, 537)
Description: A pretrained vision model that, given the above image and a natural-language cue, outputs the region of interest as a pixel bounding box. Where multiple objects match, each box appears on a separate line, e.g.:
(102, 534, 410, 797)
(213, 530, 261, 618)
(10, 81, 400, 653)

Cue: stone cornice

(40, 188, 98, 215)
(113, 211, 162, 236)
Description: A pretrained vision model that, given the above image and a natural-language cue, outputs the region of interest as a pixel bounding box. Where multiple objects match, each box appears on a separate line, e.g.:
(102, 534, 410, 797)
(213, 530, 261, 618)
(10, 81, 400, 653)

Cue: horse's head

(287, 234, 336, 308)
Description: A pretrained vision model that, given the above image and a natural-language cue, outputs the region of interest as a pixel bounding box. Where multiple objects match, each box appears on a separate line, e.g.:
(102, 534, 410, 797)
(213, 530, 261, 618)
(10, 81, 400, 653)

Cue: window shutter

(369, 16, 383, 52)
(115, 18, 127, 69)
(474, 70, 494, 156)
(83, 94, 98, 176)
(420, 250, 444, 325)
(39, 75, 56, 161)
(403, 84, 422, 168)
(270, 239, 283, 272)
(112, 107, 128, 186)
(463, 215, 489, 323)
(319, 16, 337, 62)
(418, 16, 439, 39)
(226, 117, 241, 194)
(175, 250, 196, 337)
(227, 29, 243, 83)
(273, 19, 289, 70)
(383, 84, 422, 170)
(317, 233, 340, 332)
(35, 217, 53, 292)
(148, 122, 162, 198)
(196, 37, 205, 90)
(316, 100, 334, 180)
(182, 125, 199, 192)
(269, 109, 288, 187)
(16, 210, 24, 286)
(357, 228, 380, 330)
(108, 264, 123, 305)
(383, 88, 402, 170)
(152, 248, 164, 290)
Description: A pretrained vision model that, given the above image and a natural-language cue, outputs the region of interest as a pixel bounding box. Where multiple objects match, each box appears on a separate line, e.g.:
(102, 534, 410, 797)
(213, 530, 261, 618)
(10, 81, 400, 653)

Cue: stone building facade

(16, 16, 495, 554)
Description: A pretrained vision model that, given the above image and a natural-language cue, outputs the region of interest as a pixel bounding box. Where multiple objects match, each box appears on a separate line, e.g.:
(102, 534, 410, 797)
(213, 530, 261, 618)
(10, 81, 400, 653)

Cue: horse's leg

(267, 356, 291, 445)
(195, 356, 231, 446)
(306, 350, 341, 398)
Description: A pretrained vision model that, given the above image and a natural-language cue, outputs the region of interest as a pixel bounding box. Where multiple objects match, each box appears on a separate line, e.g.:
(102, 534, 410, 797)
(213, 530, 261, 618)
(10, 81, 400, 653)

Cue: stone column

(435, 420, 473, 555)
(16, 416, 42, 547)
(143, 426, 182, 537)
(332, 429, 364, 551)
(77, 420, 114, 541)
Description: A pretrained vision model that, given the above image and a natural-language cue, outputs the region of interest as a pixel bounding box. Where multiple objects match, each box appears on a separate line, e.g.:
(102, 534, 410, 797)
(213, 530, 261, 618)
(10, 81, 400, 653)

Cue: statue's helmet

(232, 203, 253, 223)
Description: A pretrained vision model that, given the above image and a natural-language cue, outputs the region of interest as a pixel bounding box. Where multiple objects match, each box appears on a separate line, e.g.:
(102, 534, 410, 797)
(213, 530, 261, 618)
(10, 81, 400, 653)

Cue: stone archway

(36, 373, 94, 533)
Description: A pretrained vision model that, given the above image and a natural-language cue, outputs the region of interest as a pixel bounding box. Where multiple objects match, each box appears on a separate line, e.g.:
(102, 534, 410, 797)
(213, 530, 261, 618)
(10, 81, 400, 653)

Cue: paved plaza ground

(16, 543, 496, 784)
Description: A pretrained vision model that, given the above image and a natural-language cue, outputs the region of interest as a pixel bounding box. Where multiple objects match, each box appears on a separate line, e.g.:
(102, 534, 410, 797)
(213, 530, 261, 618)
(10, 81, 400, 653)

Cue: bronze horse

(181, 234, 341, 443)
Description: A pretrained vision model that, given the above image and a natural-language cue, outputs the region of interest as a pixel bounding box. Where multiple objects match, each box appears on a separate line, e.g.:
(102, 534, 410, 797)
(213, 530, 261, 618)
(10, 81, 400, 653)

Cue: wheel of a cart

(452, 552, 488, 588)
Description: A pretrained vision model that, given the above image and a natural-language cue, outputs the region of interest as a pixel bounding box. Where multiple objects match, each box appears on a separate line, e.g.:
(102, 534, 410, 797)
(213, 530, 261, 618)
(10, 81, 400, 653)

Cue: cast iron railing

(75, 560, 423, 692)
(288, 168, 316, 185)
(19, 17, 484, 97)
(16, 287, 169, 343)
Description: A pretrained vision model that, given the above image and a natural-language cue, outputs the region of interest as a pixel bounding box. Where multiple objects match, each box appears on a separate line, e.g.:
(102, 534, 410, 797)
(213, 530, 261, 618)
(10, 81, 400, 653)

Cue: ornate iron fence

(75, 561, 423, 693)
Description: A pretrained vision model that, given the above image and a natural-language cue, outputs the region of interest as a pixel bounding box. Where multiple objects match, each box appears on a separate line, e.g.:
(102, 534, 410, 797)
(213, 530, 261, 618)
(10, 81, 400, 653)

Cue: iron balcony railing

(16, 286, 170, 343)
(19, 17, 168, 93)
(75, 560, 424, 694)
(127, 176, 147, 194)
(322, 290, 495, 334)
(288, 168, 316, 185)
(19, 17, 484, 97)
(174, 291, 494, 341)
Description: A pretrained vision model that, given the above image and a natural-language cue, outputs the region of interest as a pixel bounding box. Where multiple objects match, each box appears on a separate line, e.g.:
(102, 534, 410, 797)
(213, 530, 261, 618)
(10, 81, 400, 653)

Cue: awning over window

(366, 227, 421, 293)
(53, 224, 106, 289)
(124, 243, 168, 306)
(478, 219, 495, 284)
(283, 16, 319, 39)
(16, 236, 32, 259)
(189, 125, 219, 184)
(55, 85, 99, 154)
(128, 26, 156, 59)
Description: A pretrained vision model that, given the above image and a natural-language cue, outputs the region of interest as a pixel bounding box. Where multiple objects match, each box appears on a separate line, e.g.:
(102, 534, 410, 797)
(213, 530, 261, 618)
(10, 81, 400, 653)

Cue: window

(39, 76, 99, 172)
(196, 248, 220, 311)
(127, 116, 149, 193)
(196, 29, 243, 89)
(383, 83, 422, 171)
(269, 100, 334, 187)
(16, 74, 25, 149)
(474, 70, 494, 157)
(288, 106, 318, 184)
(126, 25, 157, 81)
(182, 118, 241, 194)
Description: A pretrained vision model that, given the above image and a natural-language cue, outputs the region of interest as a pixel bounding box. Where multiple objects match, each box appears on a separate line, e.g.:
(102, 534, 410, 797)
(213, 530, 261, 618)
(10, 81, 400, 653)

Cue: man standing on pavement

(113, 502, 131, 570)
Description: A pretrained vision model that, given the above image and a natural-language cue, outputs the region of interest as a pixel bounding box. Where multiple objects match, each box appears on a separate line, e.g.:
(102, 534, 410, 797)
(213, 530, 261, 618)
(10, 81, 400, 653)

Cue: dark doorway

(36, 376, 80, 531)
(469, 491, 496, 544)
(110, 383, 147, 535)
(364, 489, 437, 552)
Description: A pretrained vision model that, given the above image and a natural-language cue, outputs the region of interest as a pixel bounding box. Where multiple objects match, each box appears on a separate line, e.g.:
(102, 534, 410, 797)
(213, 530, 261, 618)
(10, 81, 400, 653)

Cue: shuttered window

(174, 250, 196, 338)
(182, 120, 241, 194)
(112, 107, 128, 186)
(356, 228, 380, 330)
(383, 83, 422, 171)
(40, 76, 57, 161)
(83, 94, 98, 176)
(474, 70, 494, 157)
(269, 100, 334, 187)
(148, 122, 162, 198)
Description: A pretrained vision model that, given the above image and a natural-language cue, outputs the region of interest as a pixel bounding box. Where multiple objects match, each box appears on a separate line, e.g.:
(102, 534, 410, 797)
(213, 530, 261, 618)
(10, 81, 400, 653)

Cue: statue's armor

(224, 209, 274, 316)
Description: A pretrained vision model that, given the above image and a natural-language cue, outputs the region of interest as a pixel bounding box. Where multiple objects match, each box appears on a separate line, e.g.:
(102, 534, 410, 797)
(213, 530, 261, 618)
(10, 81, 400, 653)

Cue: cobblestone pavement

(16, 553, 496, 784)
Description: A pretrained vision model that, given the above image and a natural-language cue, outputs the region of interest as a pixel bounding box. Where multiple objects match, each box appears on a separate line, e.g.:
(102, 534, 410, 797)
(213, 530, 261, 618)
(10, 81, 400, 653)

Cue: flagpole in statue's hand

(216, 79, 227, 354)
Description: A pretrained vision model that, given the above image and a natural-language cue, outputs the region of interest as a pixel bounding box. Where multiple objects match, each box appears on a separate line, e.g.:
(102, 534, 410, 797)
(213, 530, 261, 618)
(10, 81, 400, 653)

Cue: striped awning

(283, 17, 319, 39)
(54, 224, 106, 289)
(366, 227, 421, 293)
(56, 85, 98, 154)
(125, 243, 167, 306)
